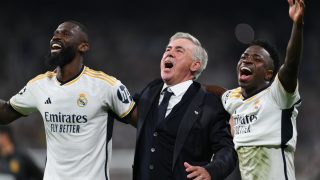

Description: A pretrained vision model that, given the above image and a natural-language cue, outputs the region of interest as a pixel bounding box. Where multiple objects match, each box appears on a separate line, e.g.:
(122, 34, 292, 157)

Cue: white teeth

(51, 49, 61, 53)
(241, 67, 252, 72)
(52, 43, 61, 48)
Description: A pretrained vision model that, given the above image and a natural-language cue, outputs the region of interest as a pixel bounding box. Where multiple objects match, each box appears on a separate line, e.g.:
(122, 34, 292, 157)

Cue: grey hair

(169, 32, 208, 80)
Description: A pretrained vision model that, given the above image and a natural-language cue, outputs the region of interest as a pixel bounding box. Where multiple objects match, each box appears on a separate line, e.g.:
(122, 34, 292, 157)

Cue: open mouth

(165, 61, 174, 69)
(239, 66, 253, 81)
(50, 42, 63, 53)
(240, 67, 252, 76)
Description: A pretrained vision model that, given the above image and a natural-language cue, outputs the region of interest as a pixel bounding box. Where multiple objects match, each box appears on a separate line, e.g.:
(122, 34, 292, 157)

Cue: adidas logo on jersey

(45, 98, 52, 104)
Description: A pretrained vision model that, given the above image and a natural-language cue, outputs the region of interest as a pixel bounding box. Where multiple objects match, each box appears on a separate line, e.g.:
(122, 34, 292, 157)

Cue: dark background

(0, 0, 319, 179)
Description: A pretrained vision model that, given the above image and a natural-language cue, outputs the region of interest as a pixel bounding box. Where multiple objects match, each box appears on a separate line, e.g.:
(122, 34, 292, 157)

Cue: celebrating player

(221, 0, 305, 179)
(0, 21, 135, 180)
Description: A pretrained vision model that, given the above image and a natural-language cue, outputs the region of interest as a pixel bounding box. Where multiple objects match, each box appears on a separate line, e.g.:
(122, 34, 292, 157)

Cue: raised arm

(0, 99, 22, 124)
(278, 0, 305, 93)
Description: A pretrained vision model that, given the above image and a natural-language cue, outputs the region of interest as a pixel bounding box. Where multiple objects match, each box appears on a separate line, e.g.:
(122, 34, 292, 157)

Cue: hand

(288, 0, 305, 23)
(204, 85, 227, 97)
(184, 162, 211, 180)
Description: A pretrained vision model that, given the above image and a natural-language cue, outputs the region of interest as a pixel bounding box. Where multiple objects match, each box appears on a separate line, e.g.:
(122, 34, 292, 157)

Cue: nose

(163, 51, 174, 60)
(51, 35, 60, 41)
(242, 58, 251, 63)
(51, 32, 63, 42)
(241, 55, 255, 64)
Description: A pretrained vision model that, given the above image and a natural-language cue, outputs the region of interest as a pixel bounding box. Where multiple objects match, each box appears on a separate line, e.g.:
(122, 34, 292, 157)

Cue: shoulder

(222, 87, 242, 100)
(146, 78, 163, 88)
(27, 71, 56, 85)
(141, 78, 163, 93)
(82, 66, 118, 86)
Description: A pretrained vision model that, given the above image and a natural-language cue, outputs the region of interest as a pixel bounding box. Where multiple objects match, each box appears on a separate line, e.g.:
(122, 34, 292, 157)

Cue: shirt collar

(161, 80, 193, 96)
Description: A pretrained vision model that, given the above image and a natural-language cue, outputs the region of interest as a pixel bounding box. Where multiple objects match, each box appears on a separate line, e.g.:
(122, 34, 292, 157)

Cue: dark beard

(45, 46, 76, 69)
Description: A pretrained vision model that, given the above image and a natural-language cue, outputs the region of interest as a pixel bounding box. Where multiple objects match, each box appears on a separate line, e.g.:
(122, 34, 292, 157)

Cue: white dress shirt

(159, 80, 193, 117)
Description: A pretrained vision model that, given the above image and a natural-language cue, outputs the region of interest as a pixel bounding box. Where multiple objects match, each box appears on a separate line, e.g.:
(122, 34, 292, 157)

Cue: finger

(184, 162, 197, 172)
(288, 0, 294, 6)
(194, 175, 204, 180)
(184, 162, 191, 169)
(187, 170, 200, 179)
(299, 0, 305, 8)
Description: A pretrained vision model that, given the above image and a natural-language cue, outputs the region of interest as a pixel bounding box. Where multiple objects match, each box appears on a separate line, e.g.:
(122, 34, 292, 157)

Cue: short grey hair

(169, 32, 208, 79)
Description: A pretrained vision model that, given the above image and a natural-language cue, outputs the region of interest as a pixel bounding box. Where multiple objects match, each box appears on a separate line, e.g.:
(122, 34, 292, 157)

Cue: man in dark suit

(132, 32, 237, 180)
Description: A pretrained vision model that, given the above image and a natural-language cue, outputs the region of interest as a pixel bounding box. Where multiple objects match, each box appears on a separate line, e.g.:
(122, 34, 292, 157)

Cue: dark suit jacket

(132, 79, 237, 180)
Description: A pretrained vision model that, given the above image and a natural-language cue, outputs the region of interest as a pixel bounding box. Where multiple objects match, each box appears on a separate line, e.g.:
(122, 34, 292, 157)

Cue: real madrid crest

(77, 93, 88, 107)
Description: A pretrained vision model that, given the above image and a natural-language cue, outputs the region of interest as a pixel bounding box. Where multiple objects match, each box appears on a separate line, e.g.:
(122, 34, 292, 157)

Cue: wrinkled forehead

(56, 22, 80, 33)
(244, 45, 270, 58)
(168, 38, 195, 50)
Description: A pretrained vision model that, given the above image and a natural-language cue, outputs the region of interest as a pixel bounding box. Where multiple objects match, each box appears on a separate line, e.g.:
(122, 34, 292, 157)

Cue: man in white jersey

(0, 21, 135, 180)
(221, 0, 305, 179)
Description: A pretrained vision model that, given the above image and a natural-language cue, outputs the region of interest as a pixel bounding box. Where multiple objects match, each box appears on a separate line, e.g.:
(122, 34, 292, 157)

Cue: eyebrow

(242, 53, 263, 58)
(167, 45, 185, 51)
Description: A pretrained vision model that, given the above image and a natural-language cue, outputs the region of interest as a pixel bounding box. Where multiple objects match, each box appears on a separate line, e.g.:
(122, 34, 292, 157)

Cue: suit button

(153, 132, 158, 137)
(149, 164, 154, 170)
(151, 148, 155, 152)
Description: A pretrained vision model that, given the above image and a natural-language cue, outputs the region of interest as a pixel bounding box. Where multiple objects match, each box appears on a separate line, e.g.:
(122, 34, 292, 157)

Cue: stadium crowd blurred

(0, 0, 319, 179)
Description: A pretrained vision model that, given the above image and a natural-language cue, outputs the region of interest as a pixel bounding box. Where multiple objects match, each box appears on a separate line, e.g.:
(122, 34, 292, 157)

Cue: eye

(64, 32, 71, 36)
(253, 55, 263, 62)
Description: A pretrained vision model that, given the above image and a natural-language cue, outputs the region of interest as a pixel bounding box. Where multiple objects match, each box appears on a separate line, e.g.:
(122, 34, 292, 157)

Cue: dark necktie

(158, 88, 174, 123)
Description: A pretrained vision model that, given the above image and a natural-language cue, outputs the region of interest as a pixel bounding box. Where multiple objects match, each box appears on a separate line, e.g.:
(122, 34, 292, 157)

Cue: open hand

(288, 0, 305, 23)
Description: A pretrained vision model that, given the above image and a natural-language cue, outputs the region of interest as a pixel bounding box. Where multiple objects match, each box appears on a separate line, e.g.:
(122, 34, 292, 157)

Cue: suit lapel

(172, 85, 206, 170)
(137, 82, 163, 139)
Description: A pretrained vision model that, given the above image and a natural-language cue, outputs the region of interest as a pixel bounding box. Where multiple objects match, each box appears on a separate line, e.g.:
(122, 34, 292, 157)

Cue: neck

(241, 83, 269, 98)
(56, 58, 83, 82)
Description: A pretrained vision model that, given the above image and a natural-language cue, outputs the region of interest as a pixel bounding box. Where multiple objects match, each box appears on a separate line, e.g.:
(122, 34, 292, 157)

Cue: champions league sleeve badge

(117, 85, 132, 104)
(77, 93, 88, 107)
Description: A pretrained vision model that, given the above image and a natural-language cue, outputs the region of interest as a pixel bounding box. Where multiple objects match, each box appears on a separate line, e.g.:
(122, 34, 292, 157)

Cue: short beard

(45, 46, 76, 69)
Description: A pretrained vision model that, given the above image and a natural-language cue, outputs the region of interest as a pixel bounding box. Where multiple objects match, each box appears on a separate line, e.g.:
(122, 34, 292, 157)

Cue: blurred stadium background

(1, 0, 319, 179)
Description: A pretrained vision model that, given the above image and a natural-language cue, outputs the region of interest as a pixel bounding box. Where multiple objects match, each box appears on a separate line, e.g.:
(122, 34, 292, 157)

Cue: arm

(229, 116, 235, 137)
(204, 85, 227, 97)
(278, 0, 305, 93)
(119, 105, 138, 127)
(185, 98, 237, 180)
(203, 110, 237, 180)
(0, 99, 22, 124)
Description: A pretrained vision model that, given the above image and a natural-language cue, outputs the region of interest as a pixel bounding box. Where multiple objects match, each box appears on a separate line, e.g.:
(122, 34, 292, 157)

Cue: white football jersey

(222, 75, 301, 179)
(10, 66, 135, 180)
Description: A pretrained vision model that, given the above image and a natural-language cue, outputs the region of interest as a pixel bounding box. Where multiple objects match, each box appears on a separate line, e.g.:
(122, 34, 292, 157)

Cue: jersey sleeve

(104, 80, 135, 119)
(9, 83, 38, 116)
(269, 74, 301, 109)
(221, 88, 242, 114)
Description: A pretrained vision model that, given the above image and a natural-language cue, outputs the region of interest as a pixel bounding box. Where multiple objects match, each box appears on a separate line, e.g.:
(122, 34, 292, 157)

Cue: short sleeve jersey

(222, 75, 301, 150)
(10, 66, 135, 180)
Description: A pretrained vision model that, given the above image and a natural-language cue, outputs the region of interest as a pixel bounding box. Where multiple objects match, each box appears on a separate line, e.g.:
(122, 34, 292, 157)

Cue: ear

(190, 61, 201, 72)
(265, 69, 273, 81)
(78, 42, 90, 53)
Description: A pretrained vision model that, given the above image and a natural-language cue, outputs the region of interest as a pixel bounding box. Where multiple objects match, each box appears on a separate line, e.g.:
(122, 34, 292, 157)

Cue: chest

(33, 81, 105, 118)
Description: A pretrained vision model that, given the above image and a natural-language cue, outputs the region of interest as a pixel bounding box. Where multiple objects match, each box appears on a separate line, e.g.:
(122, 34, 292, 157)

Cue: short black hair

(248, 40, 280, 79)
(66, 20, 89, 42)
